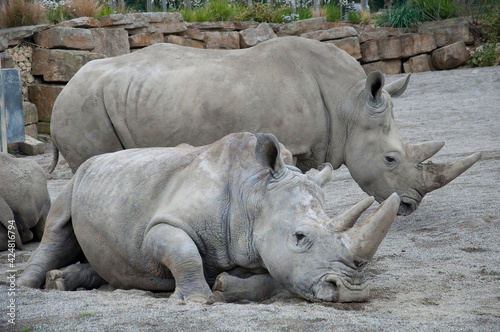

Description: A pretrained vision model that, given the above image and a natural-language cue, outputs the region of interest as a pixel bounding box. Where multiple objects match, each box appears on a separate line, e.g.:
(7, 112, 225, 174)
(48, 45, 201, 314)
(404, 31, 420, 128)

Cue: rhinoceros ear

(385, 74, 411, 98)
(255, 133, 287, 178)
(365, 71, 385, 108)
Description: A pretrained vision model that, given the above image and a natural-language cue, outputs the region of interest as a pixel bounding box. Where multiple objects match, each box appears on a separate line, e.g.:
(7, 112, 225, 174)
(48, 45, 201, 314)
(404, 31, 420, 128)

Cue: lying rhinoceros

(0, 153, 51, 251)
(19, 133, 400, 303)
(49, 36, 479, 216)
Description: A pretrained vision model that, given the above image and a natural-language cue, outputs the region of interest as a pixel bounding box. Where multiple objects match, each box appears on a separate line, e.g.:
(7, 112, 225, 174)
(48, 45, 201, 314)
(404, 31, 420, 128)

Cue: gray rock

(19, 135, 44, 155)
(0, 24, 48, 51)
(301, 26, 357, 41)
(240, 23, 277, 48)
(431, 41, 469, 70)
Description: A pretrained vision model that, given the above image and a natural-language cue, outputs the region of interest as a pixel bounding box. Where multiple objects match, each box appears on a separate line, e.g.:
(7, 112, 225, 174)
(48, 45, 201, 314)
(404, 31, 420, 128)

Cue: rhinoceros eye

(293, 232, 307, 247)
(384, 156, 396, 165)
(295, 232, 306, 242)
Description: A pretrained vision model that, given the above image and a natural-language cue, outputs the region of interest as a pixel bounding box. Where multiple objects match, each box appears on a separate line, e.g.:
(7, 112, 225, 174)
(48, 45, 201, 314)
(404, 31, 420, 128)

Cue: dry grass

(66, 0, 103, 19)
(311, 7, 327, 18)
(360, 9, 371, 24)
(0, 0, 46, 29)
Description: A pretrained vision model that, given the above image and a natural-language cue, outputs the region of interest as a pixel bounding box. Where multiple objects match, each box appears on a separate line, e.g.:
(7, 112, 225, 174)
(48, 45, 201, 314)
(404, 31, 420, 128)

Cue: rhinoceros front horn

(421, 153, 481, 194)
(342, 193, 400, 261)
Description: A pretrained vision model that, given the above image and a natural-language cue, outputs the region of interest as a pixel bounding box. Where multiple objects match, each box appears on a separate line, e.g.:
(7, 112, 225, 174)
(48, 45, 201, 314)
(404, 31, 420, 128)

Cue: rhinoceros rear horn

(314, 163, 334, 187)
(327, 196, 375, 232)
(407, 141, 445, 163)
(422, 153, 481, 194)
(255, 133, 287, 178)
(344, 193, 400, 261)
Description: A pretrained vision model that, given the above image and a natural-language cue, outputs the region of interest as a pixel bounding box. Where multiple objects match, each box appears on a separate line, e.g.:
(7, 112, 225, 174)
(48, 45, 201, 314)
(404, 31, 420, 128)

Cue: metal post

(147, 0, 153, 12)
(109, 0, 116, 11)
(0, 62, 6, 153)
(161, 0, 167, 11)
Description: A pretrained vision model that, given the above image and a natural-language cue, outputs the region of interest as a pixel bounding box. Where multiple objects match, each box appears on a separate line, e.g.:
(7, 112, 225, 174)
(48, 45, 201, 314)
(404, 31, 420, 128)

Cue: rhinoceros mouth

(306, 275, 369, 303)
(398, 196, 420, 216)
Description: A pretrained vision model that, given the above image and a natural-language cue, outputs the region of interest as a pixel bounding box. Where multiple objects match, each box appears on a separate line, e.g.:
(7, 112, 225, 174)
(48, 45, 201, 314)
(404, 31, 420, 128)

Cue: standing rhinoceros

(19, 133, 400, 303)
(0, 153, 51, 251)
(49, 36, 479, 215)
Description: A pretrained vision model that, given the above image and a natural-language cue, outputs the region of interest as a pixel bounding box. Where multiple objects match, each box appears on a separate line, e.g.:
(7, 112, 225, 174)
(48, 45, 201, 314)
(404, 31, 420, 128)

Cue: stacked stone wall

(0, 13, 476, 139)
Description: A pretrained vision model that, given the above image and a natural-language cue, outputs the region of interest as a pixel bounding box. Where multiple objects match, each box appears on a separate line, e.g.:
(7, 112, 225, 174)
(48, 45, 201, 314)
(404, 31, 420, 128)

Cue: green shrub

(412, 0, 457, 21)
(325, 3, 340, 22)
(486, 5, 500, 38)
(234, 3, 289, 23)
(296, 7, 312, 20)
(207, 0, 238, 21)
(348, 10, 361, 24)
(472, 5, 500, 67)
(45, 3, 70, 24)
(471, 41, 500, 67)
(375, 2, 423, 30)
(0, 0, 46, 28)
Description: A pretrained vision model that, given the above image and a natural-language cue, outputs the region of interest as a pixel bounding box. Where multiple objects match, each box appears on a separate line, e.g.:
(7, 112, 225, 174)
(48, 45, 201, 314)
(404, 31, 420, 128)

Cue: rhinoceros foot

(171, 287, 215, 304)
(44, 263, 106, 291)
(45, 270, 67, 291)
(212, 272, 282, 303)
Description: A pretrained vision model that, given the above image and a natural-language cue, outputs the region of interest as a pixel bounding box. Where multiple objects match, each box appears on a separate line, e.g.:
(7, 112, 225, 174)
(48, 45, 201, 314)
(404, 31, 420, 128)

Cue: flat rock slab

(1, 66, 499, 331)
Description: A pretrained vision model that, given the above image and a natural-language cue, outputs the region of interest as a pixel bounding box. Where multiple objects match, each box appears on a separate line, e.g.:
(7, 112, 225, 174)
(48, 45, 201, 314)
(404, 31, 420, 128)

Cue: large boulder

(90, 28, 130, 57)
(34, 27, 95, 50)
(32, 49, 104, 82)
(300, 26, 357, 41)
(403, 54, 434, 73)
(240, 23, 277, 48)
(431, 41, 469, 70)
(204, 31, 240, 49)
(28, 84, 65, 122)
(419, 17, 473, 47)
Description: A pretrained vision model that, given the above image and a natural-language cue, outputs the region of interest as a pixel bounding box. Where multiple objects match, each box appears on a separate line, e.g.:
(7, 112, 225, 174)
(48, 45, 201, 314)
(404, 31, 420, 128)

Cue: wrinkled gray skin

(19, 133, 400, 303)
(50, 37, 479, 216)
(0, 153, 51, 251)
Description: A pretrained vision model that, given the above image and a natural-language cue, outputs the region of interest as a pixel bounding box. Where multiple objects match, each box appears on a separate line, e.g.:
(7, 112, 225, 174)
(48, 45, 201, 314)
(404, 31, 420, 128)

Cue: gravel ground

(1, 66, 499, 331)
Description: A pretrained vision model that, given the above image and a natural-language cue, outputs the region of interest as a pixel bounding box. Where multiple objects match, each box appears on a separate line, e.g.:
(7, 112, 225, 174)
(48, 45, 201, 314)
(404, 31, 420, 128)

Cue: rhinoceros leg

(33, 196, 51, 241)
(144, 223, 215, 304)
(18, 182, 83, 289)
(212, 272, 282, 302)
(0, 197, 22, 250)
(45, 262, 107, 291)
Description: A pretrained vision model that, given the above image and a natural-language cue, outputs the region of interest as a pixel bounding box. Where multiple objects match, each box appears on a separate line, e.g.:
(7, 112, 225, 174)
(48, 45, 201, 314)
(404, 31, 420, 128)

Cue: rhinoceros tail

(48, 143, 59, 174)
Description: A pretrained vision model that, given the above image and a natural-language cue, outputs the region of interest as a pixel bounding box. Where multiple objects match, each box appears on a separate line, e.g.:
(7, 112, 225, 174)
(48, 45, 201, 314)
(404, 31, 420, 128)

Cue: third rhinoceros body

(19, 133, 400, 303)
(49, 37, 479, 215)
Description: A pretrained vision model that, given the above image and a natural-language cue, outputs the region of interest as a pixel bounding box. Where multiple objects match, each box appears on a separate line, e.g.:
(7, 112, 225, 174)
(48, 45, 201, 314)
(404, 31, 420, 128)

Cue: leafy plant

(471, 5, 500, 67)
(97, 2, 116, 17)
(375, 2, 424, 30)
(0, 0, 46, 28)
(325, 3, 341, 22)
(348, 9, 360, 24)
(412, 0, 457, 21)
(296, 7, 312, 20)
(44, 1, 70, 24)
(471, 41, 500, 67)
(233, 2, 289, 23)
(206, 0, 238, 21)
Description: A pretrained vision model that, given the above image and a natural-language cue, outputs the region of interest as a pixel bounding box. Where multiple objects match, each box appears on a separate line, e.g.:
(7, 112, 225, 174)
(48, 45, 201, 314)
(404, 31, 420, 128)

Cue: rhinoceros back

(52, 37, 365, 172)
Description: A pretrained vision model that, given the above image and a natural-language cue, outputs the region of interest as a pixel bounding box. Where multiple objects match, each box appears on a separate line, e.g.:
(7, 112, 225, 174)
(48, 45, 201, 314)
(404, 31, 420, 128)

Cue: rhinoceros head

(343, 71, 480, 216)
(253, 134, 399, 302)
